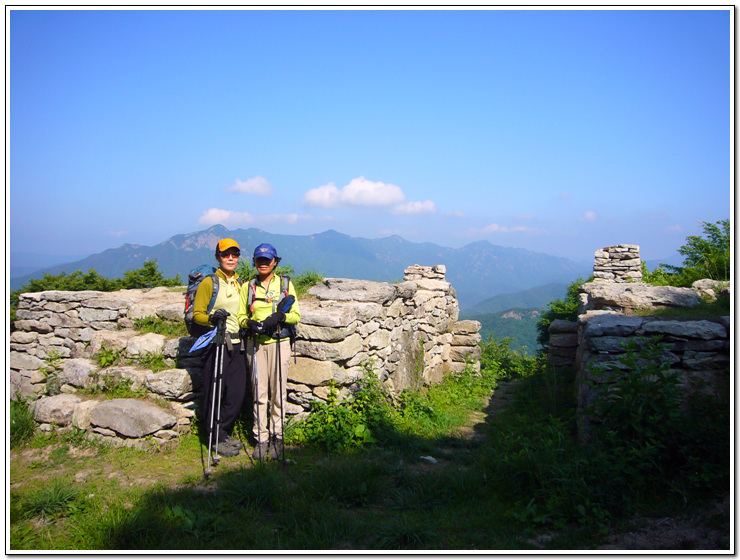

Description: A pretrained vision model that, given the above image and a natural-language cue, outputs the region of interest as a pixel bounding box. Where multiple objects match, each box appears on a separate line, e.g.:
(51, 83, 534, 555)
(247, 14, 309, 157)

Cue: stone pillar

(592, 244, 642, 283)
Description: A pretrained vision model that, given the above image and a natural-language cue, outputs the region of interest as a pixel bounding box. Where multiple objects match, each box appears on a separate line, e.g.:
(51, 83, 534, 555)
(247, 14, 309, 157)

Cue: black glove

(209, 308, 230, 325)
(246, 319, 263, 335)
(261, 311, 285, 333)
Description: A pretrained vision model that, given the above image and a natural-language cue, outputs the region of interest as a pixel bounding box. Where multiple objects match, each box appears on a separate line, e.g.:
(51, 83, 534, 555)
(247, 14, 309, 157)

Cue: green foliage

(95, 343, 124, 368)
(480, 336, 539, 380)
(288, 369, 395, 452)
(293, 268, 324, 298)
(17, 479, 83, 520)
(133, 316, 189, 338)
(536, 276, 589, 349)
(236, 261, 323, 298)
(120, 260, 182, 289)
(465, 308, 541, 355)
(10, 399, 36, 448)
(643, 219, 730, 287)
(585, 338, 729, 499)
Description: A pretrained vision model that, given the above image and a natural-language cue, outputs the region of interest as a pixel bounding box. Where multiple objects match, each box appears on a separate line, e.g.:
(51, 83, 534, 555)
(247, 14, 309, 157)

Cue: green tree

(119, 260, 181, 289)
(643, 219, 730, 287)
(536, 276, 589, 350)
(666, 219, 730, 282)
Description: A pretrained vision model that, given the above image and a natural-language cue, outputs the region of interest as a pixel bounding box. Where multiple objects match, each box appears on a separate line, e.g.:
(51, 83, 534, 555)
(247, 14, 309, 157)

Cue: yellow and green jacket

(238, 275, 300, 344)
(192, 269, 243, 334)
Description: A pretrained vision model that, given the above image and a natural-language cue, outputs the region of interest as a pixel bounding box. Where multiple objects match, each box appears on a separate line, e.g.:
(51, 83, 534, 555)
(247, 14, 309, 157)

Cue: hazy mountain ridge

(10, 225, 590, 308)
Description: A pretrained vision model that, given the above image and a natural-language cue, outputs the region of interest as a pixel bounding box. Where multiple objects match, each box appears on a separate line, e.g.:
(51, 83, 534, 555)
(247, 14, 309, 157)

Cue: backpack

(184, 265, 243, 338)
(246, 275, 297, 342)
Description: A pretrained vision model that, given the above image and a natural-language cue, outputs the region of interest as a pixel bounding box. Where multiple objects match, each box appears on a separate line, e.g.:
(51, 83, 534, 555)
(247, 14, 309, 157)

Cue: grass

(630, 297, 730, 319)
(9, 341, 730, 551)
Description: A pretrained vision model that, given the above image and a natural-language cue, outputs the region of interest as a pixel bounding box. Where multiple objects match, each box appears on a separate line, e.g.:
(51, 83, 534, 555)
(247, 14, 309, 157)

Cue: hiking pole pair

(205, 319, 227, 478)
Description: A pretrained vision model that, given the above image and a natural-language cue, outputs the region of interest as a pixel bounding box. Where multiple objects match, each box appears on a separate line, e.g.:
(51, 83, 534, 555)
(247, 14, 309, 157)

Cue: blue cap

(253, 243, 278, 260)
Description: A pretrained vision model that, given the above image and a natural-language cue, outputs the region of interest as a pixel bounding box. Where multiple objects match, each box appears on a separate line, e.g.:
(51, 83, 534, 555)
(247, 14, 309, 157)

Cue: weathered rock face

(580, 282, 702, 314)
(10, 264, 481, 447)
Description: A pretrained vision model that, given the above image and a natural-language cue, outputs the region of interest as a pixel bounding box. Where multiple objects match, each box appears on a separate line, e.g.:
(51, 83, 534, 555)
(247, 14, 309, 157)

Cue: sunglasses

(220, 250, 241, 258)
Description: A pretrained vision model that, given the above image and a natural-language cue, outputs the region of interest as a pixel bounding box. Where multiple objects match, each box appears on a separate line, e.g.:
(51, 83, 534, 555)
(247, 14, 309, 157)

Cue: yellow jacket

(193, 268, 242, 334)
(238, 275, 300, 344)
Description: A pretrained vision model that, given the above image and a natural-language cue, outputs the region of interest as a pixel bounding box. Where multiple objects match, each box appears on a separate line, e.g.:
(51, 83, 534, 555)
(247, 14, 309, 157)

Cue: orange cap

(216, 238, 240, 253)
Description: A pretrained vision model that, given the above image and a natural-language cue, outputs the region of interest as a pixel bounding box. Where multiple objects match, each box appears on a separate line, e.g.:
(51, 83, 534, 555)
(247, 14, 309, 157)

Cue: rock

(59, 358, 100, 388)
(89, 398, 177, 438)
(308, 278, 398, 304)
(32, 394, 84, 426)
(156, 303, 184, 321)
(146, 369, 194, 399)
(126, 333, 167, 356)
(581, 282, 700, 312)
(72, 399, 101, 430)
(580, 314, 644, 337)
(639, 320, 728, 340)
(10, 351, 46, 371)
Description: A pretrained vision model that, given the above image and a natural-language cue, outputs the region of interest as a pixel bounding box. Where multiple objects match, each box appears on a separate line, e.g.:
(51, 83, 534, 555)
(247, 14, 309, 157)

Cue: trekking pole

(276, 330, 286, 465)
(252, 334, 263, 460)
(212, 319, 227, 462)
(205, 322, 226, 478)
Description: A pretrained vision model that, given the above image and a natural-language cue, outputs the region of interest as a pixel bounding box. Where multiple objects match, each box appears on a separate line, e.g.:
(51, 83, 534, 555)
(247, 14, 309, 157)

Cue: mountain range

(10, 225, 591, 308)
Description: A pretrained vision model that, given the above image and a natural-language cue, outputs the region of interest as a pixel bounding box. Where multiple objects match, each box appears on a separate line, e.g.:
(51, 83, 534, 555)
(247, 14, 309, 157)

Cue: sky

(8, 7, 732, 266)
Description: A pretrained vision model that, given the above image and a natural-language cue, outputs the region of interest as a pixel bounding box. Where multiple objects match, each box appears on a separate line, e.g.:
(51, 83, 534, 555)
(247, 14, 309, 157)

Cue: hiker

(192, 238, 247, 458)
(238, 243, 300, 461)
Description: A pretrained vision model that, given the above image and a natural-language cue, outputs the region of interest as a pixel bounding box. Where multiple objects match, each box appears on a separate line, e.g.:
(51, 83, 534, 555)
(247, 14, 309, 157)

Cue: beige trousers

(247, 339, 290, 444)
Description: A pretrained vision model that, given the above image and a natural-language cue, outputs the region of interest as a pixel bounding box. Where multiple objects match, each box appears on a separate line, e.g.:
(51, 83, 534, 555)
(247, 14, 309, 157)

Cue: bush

(10, 399, 35, 448)
(536, 276, 589, 350)
(643, 219, 730, 287)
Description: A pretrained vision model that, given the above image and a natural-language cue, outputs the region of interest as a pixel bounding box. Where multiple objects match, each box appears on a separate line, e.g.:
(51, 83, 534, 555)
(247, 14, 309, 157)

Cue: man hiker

(193, 238, 248, 458)
(238, 243, 300, 461)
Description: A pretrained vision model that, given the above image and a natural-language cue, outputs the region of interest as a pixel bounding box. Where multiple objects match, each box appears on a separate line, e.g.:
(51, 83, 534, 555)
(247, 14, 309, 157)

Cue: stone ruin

(592, 244, 642, 283)
(547, 244, 731, 443)
(9, 265, 482, 450)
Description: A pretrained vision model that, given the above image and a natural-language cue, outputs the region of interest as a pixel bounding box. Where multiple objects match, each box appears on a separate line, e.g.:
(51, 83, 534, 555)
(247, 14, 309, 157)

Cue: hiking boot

(211, 440, 240, 457)
(223, 435, 244, 450)
(269, 438, 284, 460)
(252, 441, 269, 461)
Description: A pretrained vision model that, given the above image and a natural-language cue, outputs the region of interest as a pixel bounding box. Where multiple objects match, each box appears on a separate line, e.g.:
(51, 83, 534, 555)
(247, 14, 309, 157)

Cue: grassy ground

(9, 356, 730, 551)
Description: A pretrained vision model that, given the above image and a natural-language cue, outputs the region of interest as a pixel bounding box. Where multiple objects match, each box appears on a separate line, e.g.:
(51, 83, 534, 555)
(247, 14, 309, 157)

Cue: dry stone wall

(10, 265, 481, 448)
(547, 244, 731, 443)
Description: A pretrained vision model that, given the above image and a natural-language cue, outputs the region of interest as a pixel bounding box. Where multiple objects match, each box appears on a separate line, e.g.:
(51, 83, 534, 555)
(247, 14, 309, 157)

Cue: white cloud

(447, 210, 467, 218)
(393, 200, 437, 215)
(302, 183, 342, 208)
(470, 223, 539, 235)
(198, 208, 313, 227)
(105, 230, 129, 237)
(225, 176, 274, 196)
(303, 176, 406, 208)
(583, 210, 597, 222)
(665, 224, 683, 232)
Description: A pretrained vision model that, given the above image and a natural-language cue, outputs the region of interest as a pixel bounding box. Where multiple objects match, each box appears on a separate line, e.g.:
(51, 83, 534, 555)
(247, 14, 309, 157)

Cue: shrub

(10, 399, 36, 448)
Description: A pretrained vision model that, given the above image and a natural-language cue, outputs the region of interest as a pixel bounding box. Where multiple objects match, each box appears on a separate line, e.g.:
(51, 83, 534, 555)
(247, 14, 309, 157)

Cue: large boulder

(89, 398, 177, 438)
(580, 282, 701, 313)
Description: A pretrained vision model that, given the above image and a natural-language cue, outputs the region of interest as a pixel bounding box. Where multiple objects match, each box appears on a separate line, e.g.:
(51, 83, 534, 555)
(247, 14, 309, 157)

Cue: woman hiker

(238, 243, 300, 461)
(192, 238, 248, 458)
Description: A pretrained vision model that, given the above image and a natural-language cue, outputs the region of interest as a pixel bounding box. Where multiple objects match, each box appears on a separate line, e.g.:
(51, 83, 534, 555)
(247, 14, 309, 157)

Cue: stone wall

(547, 244, 731, 443)
(9, 265, 481, 448)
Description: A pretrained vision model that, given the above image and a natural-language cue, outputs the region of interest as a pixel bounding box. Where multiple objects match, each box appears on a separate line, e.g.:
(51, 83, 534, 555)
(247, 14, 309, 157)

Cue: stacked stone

(592, 244, 642, 283)
(289, 265, 481, 414)
(10, 265, 482, 445)
(574, 312, 730, 443)
(547, 320, 578, 369)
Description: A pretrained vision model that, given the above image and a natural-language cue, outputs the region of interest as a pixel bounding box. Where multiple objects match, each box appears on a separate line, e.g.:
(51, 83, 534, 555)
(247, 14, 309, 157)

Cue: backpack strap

(205, 274, 220, 315)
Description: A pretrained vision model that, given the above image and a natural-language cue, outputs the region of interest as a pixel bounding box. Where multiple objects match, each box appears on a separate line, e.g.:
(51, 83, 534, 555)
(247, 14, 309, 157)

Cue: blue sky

(9, 8, 731, 265)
